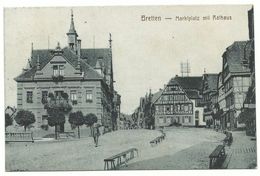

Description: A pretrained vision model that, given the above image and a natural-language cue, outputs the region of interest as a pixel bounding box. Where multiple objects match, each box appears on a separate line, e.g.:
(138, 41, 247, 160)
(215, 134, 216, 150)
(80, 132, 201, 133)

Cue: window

(53, 65, 64, 76)
(155, 106, 159, 112)
(26, 91, 33, 103)
(170, 105, 173, 113)
(177, 105, 180, 112)
(86, 90, 93, 102)
(55, 91, 64, 100)
(167, 117, 171, 123)
(42, 115, 48, 125)
(59, 65, 64, 76)
(159, 117, 164, 124)
(184, 105, 188, 112)
(189, 116, 191, 123)
(189, 104, 192, 112)
(53, 65, 58, 76)
(195, 110, 199, 119)
(166, 106, 170, 113)
(70, 90, 77, 105)
(42, 91, 48, 104)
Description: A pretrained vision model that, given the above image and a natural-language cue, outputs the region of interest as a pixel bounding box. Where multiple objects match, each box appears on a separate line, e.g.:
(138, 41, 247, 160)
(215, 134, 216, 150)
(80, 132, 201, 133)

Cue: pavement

(226, 131, 257, 169)
(122, 127, 225, 170)
(5, 128, 256, 171)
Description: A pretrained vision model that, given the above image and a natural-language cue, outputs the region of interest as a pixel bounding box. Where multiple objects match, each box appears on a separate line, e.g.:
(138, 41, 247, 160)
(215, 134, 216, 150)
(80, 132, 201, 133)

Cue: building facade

(221, 41, 253, 130)
(14, 12, 120, 132)
(217, 72, 226, 130)
(201, 74, 219, 128)
(154, 76, 205, 128)
(240, 7, 255, 136)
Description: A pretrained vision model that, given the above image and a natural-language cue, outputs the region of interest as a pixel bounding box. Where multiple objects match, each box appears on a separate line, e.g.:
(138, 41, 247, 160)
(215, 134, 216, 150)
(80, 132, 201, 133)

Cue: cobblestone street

(227, 131, 257, 169)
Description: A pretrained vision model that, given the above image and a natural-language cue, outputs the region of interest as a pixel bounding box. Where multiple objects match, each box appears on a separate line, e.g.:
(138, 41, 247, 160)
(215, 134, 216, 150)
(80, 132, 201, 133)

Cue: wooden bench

(223, 132, 233, 146)
(104, 148, 138, 170)
(5, 132, 34, 143)
(150, 133, 166, 146)
(209, 145, 226, 169)
(58, 131, 76, 139)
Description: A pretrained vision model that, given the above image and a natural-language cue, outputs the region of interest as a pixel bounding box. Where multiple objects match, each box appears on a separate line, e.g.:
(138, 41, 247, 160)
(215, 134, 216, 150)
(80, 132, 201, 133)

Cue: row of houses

(133, 7, 255, 135)
(12, 11, 121, 132)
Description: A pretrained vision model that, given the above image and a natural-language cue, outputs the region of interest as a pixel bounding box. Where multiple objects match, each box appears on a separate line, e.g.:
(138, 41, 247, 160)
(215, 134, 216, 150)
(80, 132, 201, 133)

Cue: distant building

(132, 90, 154, 129)
(113, 91, 121, 130)
(201, 74, 218, 128)
(14, 11, 120, 132)
(153, 75, 205, 128)
(217, 72, 226, 130)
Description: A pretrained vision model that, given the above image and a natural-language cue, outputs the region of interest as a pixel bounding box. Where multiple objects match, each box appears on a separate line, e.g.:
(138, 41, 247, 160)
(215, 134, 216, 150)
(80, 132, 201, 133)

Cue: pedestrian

(92, 123, 101, 147)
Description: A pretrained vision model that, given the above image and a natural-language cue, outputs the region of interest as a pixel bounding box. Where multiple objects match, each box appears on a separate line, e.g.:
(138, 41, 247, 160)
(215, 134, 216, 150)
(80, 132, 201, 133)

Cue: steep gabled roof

(170, 76, 203, 99)
(81, 48, 112, 74)
(31, 49, 53, 69)
(15, 47, 105, 82)
(15, 66, 37, 81)
(151, 89, 163, 104)
(170, 76, 203, 90)
(203, 74, 218, 91)
(185, 90, 201, 99)
(224, 40, 253, 73)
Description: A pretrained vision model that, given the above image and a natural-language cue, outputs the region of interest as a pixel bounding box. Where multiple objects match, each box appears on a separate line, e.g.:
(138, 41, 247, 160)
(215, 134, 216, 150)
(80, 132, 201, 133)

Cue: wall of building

(155, 114, 194, 127)
(223, 75, 251, 130)
(16, 80, 113, 130)
(192, 100, 205, 126)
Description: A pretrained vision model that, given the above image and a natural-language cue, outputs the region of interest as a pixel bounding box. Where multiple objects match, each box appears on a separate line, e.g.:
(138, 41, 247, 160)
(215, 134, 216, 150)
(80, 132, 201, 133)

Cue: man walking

(92, 122, 101, 147)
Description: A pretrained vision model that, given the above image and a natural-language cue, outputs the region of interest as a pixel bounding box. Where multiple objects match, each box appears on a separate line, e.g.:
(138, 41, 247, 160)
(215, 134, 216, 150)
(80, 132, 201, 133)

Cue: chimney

(77, 39, 81, 57)
(37, 55, 40, 70)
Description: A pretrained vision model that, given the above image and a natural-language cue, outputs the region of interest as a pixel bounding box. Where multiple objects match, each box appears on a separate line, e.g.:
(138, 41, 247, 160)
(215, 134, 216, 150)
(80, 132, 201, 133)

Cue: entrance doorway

(195, 120, 199, 127)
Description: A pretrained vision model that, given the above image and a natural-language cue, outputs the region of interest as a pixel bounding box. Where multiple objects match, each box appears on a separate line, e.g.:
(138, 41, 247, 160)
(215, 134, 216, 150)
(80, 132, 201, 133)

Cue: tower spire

(67, 9, 78, 50)
(69, 9, 76, 33)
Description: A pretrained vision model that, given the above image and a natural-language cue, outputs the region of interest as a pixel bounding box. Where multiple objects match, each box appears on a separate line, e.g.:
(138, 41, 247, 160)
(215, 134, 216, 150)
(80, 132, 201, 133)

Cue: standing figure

(92, 123, 101, 147)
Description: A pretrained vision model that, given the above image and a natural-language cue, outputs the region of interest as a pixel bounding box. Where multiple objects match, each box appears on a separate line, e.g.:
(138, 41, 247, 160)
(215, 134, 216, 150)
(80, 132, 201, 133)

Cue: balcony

(52, 75, 64, 82)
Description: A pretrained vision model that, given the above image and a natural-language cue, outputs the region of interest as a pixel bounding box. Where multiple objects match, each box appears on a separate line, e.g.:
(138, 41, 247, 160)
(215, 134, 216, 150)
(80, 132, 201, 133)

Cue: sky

(4, 5, 252, 114)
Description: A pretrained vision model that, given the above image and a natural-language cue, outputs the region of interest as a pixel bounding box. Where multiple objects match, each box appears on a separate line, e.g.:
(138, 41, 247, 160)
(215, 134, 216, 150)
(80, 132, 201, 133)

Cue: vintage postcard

(4, 5, 256, 171)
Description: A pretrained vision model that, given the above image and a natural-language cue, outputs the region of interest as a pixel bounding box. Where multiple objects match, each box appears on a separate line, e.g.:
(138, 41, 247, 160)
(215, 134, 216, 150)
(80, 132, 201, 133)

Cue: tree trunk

(24, 126, 27, 132)
(55, 124, 57, 140)
(90, 126, 93, 137)
(78, 126, 80, 139)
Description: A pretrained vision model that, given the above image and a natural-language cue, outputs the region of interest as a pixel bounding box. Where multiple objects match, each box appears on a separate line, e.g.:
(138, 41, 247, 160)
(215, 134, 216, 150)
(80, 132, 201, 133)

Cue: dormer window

(53, 65, 64, 77)
(53, 65, 59, 76)
(59, 65, 64, 76)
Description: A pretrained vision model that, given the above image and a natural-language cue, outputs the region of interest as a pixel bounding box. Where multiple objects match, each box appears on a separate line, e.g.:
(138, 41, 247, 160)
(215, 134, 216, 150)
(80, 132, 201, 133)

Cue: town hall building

(14, 11, 120, 132)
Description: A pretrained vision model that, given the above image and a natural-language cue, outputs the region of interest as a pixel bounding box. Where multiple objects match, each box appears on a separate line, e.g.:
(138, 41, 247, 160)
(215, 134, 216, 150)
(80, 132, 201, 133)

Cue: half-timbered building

(154, 75, 205, 128)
